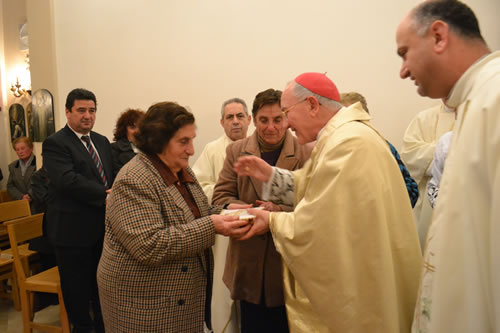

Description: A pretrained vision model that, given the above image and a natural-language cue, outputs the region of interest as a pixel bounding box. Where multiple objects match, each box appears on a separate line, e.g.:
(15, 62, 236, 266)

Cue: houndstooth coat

(97, 152, 221, 332)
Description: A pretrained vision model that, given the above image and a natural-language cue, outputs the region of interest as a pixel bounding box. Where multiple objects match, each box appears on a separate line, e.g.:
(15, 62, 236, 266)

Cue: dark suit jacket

(43, 125, 115, 247)
(111, 138, 136, 171)
(28, 167, 55, 254)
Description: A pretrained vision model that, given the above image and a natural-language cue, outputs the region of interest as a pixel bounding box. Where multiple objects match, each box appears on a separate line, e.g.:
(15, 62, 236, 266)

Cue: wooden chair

(0, 252, 18, 308)
(6, 214, 70, 333)
(0, 200, 32, 247)
(0, 190, 13, 203)
(0, 199, 33, 310)
(0, 199, 31, 223)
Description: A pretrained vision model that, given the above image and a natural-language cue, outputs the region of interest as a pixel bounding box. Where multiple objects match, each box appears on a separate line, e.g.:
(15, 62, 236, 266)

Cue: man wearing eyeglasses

(233, 73, 422, 333)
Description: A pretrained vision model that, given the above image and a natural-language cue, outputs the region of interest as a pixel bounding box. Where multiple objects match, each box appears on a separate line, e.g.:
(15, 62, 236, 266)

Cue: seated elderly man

(212, 88, 311, 333)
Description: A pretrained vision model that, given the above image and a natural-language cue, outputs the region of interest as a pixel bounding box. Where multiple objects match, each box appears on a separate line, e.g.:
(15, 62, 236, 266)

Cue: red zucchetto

(295, 72, 340, 101)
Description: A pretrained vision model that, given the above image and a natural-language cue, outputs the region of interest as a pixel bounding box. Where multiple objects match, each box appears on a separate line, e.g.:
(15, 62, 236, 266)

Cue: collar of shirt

(67, 123, 91, 141)
(19, 154, 35, 176)
(68, 124, 96, 150)
(19, 154, 34, 168)
(67, 124, 103, 161)
(130, 142, 140, 153)
(447, 51, 500, 108)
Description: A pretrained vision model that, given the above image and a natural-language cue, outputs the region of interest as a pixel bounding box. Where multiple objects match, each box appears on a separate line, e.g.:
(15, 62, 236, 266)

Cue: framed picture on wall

(32, 88, 55, 142)
(26, 102, 34, 139)
(9, 103, 26, 141)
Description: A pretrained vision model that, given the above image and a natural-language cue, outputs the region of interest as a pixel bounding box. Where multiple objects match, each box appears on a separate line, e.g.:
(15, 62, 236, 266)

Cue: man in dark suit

(43, 88, 115, 333)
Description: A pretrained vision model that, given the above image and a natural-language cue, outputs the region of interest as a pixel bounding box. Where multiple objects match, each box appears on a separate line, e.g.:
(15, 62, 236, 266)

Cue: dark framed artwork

(32, 89, 55, 142)
(9, 103, 26, 141)
(26, 102, 34, 139)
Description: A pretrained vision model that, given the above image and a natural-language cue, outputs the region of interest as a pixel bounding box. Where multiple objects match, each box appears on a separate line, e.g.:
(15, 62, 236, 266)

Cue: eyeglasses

(281, 98, 307, 118)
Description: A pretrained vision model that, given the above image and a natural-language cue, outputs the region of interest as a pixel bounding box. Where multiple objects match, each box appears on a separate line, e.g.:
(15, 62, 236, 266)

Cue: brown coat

(212, 130, 311, 307)
(97, 153, 221, 332)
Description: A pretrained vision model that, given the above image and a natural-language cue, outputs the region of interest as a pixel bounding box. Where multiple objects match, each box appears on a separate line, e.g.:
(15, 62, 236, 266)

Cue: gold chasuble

(269, 104, 422, 332)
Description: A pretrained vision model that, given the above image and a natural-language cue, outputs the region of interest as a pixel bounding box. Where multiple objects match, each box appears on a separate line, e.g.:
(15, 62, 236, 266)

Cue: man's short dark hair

(413, 0, 484, 42)
(135, 102, 195, 155)
(251, 89, 282, 118)
(65, 88, 97, 111)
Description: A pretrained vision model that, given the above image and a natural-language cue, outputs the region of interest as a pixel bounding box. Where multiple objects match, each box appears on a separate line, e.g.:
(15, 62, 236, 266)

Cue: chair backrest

(0, 200, 31, 249)
(0, 190, 13, 203)
(0, 200, 31, 223)
(5, 214, 44, 282)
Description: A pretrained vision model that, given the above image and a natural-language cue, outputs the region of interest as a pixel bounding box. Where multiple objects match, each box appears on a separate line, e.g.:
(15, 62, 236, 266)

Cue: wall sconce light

(10, 77, 31, 97)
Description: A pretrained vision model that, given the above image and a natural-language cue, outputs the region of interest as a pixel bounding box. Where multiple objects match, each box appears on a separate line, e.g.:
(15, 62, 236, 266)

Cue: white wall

(25, 0, 58, 169)
(23, 0, 500, 166)
(0, 0, 30, 189)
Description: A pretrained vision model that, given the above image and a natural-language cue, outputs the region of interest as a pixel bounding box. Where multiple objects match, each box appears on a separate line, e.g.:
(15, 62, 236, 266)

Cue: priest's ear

(429, 20, 449, 55)
(306, 96, 321, 117)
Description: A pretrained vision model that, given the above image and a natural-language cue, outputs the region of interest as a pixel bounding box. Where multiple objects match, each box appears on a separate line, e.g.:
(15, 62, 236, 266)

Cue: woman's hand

(234, 156, 273, 182)
(211, 214, 251, 238)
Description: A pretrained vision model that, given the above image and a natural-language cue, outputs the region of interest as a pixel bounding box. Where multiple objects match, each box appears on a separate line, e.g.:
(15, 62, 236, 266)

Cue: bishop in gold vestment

(235, 73, 422, 333)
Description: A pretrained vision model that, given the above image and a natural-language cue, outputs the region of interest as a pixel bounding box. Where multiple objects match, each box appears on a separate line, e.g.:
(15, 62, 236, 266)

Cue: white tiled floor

(0, 298, 61, 333)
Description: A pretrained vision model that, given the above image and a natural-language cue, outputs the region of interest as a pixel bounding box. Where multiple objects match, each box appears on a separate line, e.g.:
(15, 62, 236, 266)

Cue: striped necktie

(81, 135, 108, 188)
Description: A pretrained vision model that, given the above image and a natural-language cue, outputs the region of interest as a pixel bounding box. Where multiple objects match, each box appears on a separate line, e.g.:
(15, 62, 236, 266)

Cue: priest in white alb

(192, 97, 251, 333)
(396, 0, 500, 332)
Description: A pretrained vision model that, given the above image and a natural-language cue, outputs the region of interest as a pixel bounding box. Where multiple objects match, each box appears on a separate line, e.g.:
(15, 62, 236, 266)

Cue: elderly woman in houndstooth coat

(97, 102, 250, 332)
